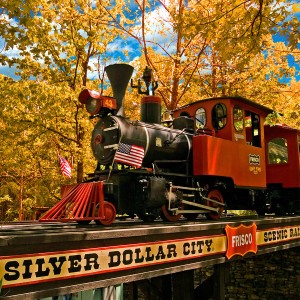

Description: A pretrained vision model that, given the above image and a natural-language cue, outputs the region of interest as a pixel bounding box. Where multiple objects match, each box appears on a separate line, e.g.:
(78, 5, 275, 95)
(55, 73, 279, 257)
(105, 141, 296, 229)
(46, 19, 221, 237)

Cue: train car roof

(174, 96, 274, 114)
(265, 123, 300, 133)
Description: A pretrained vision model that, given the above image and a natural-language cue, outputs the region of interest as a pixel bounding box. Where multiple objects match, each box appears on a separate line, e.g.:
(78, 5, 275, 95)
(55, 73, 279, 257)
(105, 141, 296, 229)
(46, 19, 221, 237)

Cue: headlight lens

(86, 97, 100, 115)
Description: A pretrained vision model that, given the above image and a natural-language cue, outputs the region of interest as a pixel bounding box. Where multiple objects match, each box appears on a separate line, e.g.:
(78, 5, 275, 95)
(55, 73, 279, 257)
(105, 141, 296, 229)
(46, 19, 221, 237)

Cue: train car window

(245, 111, 261, 147)
(267, 138, 288, 164)
(212, 103, 227, 130)
(233, 105, 244, 132)
(195, 107, 206, 129)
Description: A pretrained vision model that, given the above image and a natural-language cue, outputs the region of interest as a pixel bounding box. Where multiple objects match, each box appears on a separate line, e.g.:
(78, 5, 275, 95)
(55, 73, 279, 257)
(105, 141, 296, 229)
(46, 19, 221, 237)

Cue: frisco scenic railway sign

(0, 219, 300, 291)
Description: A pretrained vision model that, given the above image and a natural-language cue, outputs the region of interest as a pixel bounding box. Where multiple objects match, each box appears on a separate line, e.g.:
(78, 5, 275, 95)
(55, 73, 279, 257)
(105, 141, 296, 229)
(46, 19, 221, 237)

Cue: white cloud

(129, 2, 176, 55)
(0, 2, 172, 80)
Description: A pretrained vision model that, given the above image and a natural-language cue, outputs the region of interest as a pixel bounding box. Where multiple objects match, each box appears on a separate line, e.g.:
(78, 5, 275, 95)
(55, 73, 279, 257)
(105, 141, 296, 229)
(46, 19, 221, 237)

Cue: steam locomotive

(40, 64, 300, 225)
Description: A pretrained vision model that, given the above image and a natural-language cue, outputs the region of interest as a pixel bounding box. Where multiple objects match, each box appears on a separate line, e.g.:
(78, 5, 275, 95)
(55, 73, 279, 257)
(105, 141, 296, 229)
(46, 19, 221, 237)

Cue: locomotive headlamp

(84, 97, 99, 115)
(78, 89, 117, 115)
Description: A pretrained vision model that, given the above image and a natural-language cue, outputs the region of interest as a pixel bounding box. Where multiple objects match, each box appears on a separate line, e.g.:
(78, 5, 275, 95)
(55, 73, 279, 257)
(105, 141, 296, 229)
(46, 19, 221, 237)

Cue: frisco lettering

(232, 233, 253, 247)
(2, 239, 213, 282)
(249, 154, 260, 165)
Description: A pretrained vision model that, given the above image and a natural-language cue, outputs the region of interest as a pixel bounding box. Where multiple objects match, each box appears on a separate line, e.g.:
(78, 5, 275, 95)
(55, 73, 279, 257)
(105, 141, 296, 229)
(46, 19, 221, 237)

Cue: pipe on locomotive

(105, 63, 134, 116)
(131, 66, 161, 124)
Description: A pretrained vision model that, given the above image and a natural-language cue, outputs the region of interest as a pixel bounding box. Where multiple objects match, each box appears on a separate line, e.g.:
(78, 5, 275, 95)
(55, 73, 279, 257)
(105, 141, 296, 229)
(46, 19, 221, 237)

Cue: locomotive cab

(174, 97, 273, 210)
(173, 96, 272, 145)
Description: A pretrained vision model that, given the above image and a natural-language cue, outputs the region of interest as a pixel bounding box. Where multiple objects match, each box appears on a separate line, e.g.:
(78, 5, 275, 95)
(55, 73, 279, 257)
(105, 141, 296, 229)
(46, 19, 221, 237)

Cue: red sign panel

(102, 96, 117, 109)
(225, 223, 257, 259)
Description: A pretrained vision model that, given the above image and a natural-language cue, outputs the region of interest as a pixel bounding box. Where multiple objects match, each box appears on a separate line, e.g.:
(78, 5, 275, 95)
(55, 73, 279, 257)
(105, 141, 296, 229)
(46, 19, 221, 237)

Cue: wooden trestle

(0, 215, 299, 299)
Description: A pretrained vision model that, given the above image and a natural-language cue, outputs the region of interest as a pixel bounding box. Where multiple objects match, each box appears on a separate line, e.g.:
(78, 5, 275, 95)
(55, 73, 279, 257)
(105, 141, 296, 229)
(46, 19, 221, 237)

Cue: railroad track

(0, 213, 290, 236)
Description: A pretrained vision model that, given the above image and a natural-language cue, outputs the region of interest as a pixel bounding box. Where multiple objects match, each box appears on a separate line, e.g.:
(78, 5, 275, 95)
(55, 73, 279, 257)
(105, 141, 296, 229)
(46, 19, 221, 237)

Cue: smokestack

(105, 63, 134, 116)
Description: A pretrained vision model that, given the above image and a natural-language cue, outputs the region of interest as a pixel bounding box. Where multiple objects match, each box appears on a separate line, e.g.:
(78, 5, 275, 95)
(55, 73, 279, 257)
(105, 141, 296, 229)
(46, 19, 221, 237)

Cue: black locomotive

(40, 64, 300, 225)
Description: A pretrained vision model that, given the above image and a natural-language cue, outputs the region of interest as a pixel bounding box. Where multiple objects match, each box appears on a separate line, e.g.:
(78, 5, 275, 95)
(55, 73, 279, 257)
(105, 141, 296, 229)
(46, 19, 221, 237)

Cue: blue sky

(272, 30, 300, 81)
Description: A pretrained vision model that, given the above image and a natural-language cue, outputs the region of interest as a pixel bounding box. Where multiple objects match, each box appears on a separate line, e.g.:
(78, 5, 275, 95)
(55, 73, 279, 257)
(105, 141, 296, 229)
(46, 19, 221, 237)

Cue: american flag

(58, 155, 72, 178)
(114, 143, 145, 168)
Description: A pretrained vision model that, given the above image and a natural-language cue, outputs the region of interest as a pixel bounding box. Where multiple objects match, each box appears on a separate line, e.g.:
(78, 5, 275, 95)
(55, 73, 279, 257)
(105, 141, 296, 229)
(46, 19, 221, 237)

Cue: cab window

(233, 105, 244, 132)
(212, 103, 227, 130)
(268, 138, 288, 164)
(245, 111, 261, 147)
(195, 107, 206, 129)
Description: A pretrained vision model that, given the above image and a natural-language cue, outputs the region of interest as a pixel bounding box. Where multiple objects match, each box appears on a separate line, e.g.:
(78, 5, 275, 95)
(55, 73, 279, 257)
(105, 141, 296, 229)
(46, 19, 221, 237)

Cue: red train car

(173, 97, 299, 215)
(264, 124, 300, 213)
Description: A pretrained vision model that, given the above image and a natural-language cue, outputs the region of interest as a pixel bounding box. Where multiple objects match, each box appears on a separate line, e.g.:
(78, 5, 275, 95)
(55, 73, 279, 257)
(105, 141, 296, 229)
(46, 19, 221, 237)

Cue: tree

(0, 0, 299, 222)
(0, 0, 130, 185)
(0, 0, 133, 219)
(101, 0, 299, 115)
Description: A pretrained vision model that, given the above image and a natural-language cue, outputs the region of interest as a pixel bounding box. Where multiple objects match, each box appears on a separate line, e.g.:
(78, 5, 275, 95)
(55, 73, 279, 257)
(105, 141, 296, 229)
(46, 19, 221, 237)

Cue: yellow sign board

(0, 224, 299, 288)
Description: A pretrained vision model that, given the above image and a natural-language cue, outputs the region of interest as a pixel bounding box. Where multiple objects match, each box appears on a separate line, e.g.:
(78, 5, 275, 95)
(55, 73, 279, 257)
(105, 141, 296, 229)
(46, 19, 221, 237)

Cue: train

(40, 63, 300, 225)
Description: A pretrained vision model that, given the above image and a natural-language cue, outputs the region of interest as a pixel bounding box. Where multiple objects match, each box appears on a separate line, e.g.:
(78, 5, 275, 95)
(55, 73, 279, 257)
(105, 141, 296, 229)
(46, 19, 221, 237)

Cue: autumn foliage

(0, 0, 299, 220)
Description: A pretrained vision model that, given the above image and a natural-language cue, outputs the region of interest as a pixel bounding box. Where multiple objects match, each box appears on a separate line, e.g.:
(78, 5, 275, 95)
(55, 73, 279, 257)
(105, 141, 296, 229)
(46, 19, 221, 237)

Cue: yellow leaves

(0, 0, 299, 190)
(292, 4, 300, 13)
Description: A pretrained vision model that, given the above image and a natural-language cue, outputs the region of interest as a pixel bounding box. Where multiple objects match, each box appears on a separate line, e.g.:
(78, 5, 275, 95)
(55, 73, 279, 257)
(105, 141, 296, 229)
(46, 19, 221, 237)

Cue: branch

(21, 119, 78, 144)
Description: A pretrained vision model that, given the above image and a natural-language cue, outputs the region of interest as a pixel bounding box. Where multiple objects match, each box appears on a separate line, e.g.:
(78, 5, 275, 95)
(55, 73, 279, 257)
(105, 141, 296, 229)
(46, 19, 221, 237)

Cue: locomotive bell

(105, 63, 134, 116)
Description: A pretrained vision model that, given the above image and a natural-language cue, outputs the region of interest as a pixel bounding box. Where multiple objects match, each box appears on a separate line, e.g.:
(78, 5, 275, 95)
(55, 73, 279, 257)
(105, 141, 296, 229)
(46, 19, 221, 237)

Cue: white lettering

(232, 233, 252, 247)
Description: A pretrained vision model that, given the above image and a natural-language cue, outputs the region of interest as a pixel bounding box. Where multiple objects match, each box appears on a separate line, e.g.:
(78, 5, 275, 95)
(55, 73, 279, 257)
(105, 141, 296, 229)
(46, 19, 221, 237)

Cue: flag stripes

(114, 143, 144, 168)
(58, 155, 72, 178)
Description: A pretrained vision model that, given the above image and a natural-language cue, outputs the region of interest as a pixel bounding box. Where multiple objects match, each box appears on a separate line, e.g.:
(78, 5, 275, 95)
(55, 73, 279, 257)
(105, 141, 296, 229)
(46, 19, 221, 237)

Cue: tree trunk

(19, 172, 24, 221)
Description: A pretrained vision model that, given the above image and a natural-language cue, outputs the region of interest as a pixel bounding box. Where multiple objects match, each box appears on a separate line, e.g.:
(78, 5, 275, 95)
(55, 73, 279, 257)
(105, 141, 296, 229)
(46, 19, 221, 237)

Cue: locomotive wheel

(95, 201, 116, 225)
(205, 189, 224, 220)
(161, 204, 183, 222)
